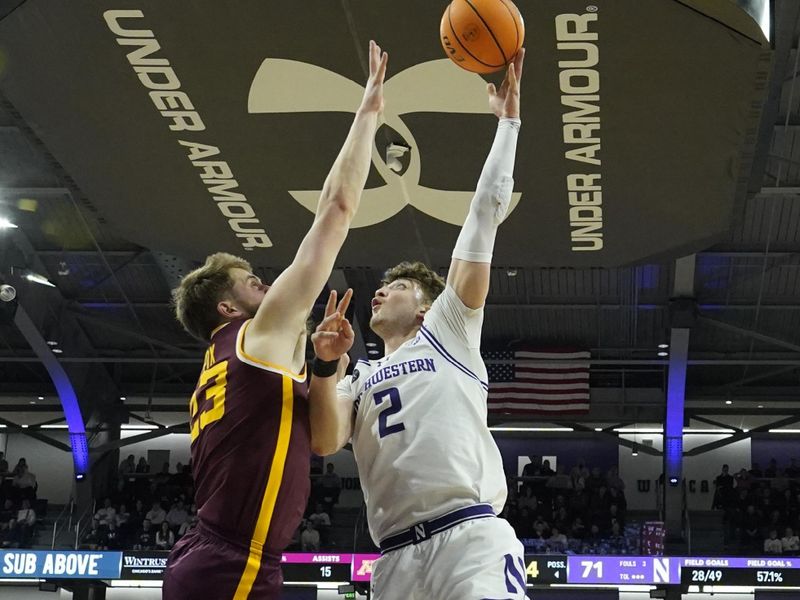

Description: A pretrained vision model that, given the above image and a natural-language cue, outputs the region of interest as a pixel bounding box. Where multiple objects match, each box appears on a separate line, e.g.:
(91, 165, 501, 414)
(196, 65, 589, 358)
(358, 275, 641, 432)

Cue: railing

(73, 500, 96, 550)
(50, 498, 75, 549)
(682, 479, 692, 554)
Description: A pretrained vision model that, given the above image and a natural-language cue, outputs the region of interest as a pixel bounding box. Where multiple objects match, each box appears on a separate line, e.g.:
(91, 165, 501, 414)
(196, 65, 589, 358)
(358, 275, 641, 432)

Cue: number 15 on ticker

(581, 560, 602, 579)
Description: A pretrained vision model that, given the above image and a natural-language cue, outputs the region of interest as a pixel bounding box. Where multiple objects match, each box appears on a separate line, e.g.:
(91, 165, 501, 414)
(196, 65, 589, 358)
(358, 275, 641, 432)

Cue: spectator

(712, 464, 734, 509)
(178, 513, 198, 539)
(0, 518, 19, 548)
(547, 465, 573, 491)
(734, 468, 753, 492)
(118, 454, 136, 478)
(522, 455, 541, 478)
(741, 505, 762, 550)
(308, 503, 331, 530)
(765, 458, 779, 478)
(12, 465, 37, 502)
(749, 462, 763, 478)
(569, 517, 586, 540)
(782, 527, 799, 554)
(135, 457, 150, 474)
(585, 467, 605, 492)
(606, 466, 625, 491)
(134, 519, 154, 550)
(105, 521, 122, 550)
(155, 521, 175, 550)
(0, 499, 14, 526)
(547, 526, 567, 552)
(0, 452, 8, 476)
(115, 503, 130, 531)
(15, 499, 36, 546)
(785, 458, 800, 478)
(94, 498, 117, 527)
(764, 529, 783, 554)
(11, 458, 27, 477)
(319, 463, 342, 512)
(128, 499, 146, 533)
(300, 521, 320, 552)
(166, 499, 189, 530)
(571, 460, 590, 481)
(539, 460, 555, 477)
(608, 522, 627, 553)
(83, 519, 106, 551)
(517, 487, 538, 512)
(145, 501, 166, 526)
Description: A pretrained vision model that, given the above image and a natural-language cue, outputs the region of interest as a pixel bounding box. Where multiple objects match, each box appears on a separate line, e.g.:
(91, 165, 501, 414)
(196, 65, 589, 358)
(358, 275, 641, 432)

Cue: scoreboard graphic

(0, 551, 798, 588)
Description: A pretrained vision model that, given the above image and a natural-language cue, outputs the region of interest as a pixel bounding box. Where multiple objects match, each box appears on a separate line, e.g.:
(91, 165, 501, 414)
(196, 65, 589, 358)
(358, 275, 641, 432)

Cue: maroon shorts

(163, 526, 283, 600)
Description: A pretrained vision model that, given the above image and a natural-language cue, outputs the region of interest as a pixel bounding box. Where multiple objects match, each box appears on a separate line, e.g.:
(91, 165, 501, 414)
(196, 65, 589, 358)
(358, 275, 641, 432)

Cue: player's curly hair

(382, 261, 446, 306)
(173, 252, 252, 342)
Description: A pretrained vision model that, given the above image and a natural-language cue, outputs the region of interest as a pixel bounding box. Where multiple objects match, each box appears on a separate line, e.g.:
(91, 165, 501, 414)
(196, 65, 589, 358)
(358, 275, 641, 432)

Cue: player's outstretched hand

(359, 40, 389, 115)
(311, 288, 355, 363)
(487, 48, 524, 120)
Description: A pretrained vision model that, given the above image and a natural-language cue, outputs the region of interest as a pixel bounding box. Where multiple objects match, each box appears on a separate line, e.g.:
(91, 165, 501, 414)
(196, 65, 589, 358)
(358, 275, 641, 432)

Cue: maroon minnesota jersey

(189, 318, 311, 554)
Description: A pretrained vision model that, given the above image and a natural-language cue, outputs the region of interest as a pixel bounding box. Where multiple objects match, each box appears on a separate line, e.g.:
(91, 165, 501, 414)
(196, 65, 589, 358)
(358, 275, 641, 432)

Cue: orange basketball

(440, 0, 524, 74)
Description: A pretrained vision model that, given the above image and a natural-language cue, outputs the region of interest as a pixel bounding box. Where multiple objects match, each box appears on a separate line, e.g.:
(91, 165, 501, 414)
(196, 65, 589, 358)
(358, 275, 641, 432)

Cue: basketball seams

(496, 0, 520, 53)
(446, 0, 503, 70)
(463, 0, 508, 65)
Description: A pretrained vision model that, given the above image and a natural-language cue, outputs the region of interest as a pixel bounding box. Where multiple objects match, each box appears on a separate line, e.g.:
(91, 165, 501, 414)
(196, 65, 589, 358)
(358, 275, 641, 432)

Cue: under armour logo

(412, 523, 429, 543)
(248, 59, 521, 227)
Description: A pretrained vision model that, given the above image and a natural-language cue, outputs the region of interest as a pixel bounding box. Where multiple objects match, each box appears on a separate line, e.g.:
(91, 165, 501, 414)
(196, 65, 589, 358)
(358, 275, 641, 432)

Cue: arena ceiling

(0, 1, 799, 442)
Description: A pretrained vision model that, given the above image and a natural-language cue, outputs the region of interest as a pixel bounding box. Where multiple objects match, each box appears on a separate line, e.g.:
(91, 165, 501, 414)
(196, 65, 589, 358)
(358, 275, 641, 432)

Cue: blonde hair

(173, 252, 252, 342)
(382, 261, 445, 306)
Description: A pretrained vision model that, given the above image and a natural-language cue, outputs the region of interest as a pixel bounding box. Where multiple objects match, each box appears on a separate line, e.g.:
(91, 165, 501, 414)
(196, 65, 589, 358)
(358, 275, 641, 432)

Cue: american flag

(483, 348, 591, 414)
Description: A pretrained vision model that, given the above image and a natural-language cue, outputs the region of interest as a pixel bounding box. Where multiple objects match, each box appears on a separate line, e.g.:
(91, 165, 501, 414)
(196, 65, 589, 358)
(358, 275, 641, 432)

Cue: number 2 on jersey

(373, 387, 405, 438)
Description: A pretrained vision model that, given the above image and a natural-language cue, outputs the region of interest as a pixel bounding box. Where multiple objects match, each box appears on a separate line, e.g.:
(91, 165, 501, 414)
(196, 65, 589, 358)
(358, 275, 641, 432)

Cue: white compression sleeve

(452, 117, 521, 263)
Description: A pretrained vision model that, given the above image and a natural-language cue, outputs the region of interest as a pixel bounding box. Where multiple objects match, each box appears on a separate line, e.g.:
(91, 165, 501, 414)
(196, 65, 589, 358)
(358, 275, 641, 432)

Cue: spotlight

(24, 271, 55, 287)
(52, 348, 63, 354)
(631, 444, 639, 457)
(669, 476, 679, 485)
(657, 343, 669, 349)
(725, 400, 732, 405)
(0, 217, 18, 229)
(0, 284, 16, 302)
(657, 351, 668, 357)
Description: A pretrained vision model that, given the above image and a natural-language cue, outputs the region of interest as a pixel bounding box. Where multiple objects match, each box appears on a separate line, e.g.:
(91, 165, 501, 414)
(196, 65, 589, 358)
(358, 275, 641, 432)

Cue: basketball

(440, 0, 525, 74)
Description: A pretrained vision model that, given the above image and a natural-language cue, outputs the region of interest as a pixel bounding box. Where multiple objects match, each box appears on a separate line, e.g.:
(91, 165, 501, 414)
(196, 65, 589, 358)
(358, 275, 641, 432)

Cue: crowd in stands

(80, 455, 345, 552)
(502, 456, 639, 555)
(713, 458, 800, 555)
(0, 453, 42, 549)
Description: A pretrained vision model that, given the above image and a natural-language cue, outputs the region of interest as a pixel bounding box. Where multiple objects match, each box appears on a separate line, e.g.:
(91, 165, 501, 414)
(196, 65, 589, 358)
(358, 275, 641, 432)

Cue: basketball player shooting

(311, 49, 528, 600)
(162, 41, 388, 600)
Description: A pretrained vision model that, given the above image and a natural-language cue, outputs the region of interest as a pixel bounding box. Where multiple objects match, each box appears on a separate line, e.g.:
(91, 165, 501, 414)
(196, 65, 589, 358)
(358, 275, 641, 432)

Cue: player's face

(369, 278, 426, 334)
(227, 268, 269, 318)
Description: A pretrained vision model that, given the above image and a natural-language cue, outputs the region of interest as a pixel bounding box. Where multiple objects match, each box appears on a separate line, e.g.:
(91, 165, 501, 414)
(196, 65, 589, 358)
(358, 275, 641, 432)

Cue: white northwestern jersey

(337, 284, 507, 544)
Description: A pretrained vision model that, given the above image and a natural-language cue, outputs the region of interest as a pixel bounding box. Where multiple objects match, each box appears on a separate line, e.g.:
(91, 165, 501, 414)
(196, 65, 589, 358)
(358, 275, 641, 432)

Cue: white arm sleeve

(452, 117, 521, 263)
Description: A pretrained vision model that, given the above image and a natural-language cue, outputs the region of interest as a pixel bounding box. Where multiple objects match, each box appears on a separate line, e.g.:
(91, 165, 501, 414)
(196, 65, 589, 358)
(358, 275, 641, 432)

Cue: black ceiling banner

(0, 1, 771, 267)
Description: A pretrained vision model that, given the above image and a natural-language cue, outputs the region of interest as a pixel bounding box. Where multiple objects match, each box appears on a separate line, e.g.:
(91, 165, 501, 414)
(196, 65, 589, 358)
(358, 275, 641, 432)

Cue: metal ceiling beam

(566, 422, 662, 456)
(699, 315, 800, 353)
(67, 307, 197, 355)
(90, 423, 189, 453)
(684, 415, 800, 456)
(0, 416, 71, 452)
(689, 415, 743, 432)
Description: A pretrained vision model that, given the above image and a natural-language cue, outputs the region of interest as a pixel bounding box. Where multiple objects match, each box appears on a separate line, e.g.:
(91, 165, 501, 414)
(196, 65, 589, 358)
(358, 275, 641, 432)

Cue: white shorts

(370, 517, 528, 600)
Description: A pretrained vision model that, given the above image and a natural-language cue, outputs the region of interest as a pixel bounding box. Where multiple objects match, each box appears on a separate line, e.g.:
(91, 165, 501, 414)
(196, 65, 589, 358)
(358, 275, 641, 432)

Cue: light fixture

(594, 427, 602, 432)
(37, 396, 43, 401)
(46, 341, 58, 346)
(506, 269, 518, 277)
(29, 401, 36, 405)
(657, 351, 668, 357)
(52, 348, 63, 354)
(758, 405, 764, 409)
(75, 473, 85, 481)
(24, 270, 56, 287)
(631, 444, 639, 456)
(669, 476, 679, 485)
(365, 342, 377, 348)
(119, 396, 127, 401)
(657, 343, 669, 349)
(725, 400, 732, 405)
(488, 426, 574, 432)
(367, 350, 379, 355)
(0, 217, 18, 229)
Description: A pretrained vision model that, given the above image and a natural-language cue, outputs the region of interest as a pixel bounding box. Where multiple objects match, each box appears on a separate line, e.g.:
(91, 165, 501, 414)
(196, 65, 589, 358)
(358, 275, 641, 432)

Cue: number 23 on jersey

(189, 345, 228, 441)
